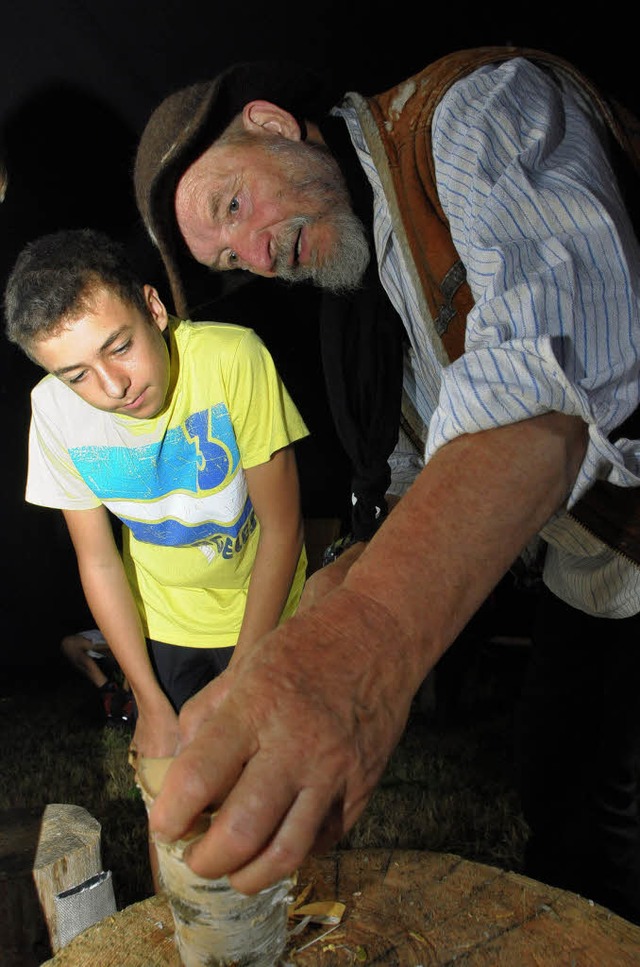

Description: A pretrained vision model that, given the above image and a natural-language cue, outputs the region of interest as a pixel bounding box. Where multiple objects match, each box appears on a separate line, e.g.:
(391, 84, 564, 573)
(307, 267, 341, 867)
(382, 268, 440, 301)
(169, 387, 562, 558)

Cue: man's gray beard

(261, 136, 371, 292)
(273, 211, 370, 293)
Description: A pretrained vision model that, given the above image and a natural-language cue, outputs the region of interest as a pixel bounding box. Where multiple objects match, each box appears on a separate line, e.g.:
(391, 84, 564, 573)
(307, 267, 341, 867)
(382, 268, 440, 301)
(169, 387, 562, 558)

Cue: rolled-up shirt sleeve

(428, 57, 640, 506)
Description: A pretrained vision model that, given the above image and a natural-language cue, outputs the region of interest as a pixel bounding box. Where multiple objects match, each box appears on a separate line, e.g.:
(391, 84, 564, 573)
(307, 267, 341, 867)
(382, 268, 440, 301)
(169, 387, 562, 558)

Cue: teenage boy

(4, 227, 309, 769)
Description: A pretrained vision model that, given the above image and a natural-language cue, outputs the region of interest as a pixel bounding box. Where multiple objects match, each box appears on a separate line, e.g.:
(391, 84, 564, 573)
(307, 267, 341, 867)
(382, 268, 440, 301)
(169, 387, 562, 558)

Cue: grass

(0, 671, 152, 907)
(341, 637, 531, 871)
(0, 599, 532, 917)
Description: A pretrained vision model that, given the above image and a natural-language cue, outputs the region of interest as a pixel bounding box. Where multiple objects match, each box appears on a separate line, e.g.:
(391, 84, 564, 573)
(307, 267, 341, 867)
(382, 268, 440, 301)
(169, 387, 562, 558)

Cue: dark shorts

(147, 639, 234, 713)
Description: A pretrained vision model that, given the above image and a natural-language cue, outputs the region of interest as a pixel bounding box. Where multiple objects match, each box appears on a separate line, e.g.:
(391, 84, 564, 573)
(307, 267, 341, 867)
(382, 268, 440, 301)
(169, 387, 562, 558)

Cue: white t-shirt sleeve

(26, 379, 101, 510)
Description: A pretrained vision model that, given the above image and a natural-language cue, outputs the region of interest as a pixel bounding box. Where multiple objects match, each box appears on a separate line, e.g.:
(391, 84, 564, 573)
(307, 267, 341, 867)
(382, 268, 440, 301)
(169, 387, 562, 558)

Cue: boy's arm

(62, 506, 178, 757)
(232, 445, 304, 659)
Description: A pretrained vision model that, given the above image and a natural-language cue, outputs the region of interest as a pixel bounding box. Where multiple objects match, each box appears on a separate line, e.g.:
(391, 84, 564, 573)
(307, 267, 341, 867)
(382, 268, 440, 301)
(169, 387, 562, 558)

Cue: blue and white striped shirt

(336, 57, 640, 617)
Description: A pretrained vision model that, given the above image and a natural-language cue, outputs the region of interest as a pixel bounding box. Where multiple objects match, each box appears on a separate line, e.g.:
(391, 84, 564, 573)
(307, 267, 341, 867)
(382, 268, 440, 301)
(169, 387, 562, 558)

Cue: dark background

(0, 3, 635, 671)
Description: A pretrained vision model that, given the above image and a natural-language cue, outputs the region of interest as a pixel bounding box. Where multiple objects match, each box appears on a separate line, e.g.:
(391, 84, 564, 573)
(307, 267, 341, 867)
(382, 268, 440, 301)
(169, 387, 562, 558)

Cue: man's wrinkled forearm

(343, 413, 587, 672)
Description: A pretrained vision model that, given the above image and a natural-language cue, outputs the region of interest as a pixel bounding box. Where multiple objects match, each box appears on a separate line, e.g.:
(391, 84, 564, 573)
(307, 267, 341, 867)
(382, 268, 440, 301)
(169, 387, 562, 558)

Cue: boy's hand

(130, 698, 179, 760)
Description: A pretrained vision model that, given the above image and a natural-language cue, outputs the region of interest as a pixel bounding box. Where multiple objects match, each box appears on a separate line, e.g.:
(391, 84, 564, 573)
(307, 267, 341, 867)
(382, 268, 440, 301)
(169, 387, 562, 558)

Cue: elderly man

(133, 48, 640, 922)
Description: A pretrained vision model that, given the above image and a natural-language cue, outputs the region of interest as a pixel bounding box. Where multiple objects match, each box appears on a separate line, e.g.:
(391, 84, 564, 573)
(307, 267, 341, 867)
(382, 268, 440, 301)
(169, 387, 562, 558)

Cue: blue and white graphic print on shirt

(69, 403, 252, 548)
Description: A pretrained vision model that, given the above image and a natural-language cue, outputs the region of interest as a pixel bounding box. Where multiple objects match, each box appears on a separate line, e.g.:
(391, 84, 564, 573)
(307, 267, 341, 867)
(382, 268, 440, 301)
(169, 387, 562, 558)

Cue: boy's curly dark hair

(4, 228, 149, 359)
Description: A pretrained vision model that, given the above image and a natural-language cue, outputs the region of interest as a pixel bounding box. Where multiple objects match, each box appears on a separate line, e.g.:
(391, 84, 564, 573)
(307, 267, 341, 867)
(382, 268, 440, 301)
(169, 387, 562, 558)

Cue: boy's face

(32, 285, 172, 419)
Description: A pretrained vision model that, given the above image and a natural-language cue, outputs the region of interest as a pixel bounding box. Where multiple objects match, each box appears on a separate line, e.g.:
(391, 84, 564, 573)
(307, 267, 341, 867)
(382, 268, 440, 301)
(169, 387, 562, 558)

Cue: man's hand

(147, 414, 587, 895)
(147, 585, 416, 894)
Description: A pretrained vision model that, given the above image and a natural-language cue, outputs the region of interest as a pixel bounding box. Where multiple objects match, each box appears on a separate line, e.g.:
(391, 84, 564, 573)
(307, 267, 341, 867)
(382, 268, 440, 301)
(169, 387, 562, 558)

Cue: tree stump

(41, 848, 640, 965)
(33, 803, 104, 954)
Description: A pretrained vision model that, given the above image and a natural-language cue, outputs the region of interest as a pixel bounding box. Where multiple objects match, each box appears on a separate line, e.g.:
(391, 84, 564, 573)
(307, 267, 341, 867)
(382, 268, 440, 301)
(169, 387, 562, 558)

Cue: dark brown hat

(134, 61, 338, 316)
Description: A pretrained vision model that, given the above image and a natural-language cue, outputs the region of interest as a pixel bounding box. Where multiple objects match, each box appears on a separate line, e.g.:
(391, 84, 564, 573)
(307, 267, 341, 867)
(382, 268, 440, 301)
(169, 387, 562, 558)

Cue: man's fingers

(185, 758, 299, 882)
(149, 722, 248, 842)
(187, 776, 342, 895)
(227, 787, 346, 895)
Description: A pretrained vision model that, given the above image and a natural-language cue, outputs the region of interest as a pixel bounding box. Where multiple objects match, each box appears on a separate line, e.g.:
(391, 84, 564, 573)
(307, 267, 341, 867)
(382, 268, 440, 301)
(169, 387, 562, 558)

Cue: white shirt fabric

(78, 628, 108, 658)
(336, 57, 640, 617)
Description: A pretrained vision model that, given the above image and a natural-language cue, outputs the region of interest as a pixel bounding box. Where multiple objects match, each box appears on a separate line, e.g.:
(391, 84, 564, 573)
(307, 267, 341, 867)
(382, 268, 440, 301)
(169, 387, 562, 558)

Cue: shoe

(101, 683, 135, 726)
(119, 690, 136, 725)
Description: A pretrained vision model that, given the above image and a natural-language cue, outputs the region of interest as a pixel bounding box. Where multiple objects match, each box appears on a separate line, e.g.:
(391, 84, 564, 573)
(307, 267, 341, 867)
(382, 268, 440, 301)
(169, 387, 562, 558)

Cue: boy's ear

(144, 285, 168, 331)
(241, 100, 302, 141)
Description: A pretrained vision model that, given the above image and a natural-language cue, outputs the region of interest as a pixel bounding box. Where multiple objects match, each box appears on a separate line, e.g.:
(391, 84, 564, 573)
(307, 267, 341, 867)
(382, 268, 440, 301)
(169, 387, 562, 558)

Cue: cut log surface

(42, 848, 640, 966)
(33, 803, 103, 953)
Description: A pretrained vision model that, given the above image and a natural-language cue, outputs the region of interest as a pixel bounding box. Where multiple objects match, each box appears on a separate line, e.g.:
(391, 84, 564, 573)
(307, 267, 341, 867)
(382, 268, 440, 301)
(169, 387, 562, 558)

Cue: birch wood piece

(134, 759, 291, 966)
(41, 848, 640, 965)
(33, 803, 103, 953)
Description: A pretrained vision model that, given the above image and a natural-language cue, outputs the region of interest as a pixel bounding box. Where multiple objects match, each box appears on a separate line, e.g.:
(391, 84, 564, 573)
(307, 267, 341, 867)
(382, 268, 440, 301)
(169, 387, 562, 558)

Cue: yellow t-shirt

(26, 319, 309, 646)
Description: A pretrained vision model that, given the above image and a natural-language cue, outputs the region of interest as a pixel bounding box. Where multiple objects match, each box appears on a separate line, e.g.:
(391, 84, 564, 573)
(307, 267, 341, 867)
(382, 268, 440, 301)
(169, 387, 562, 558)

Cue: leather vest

(349, 46, 640, 566)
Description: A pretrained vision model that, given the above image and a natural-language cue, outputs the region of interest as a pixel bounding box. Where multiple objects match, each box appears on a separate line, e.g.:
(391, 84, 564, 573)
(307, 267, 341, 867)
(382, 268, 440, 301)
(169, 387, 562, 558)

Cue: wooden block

(33, 804, 103, 953)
